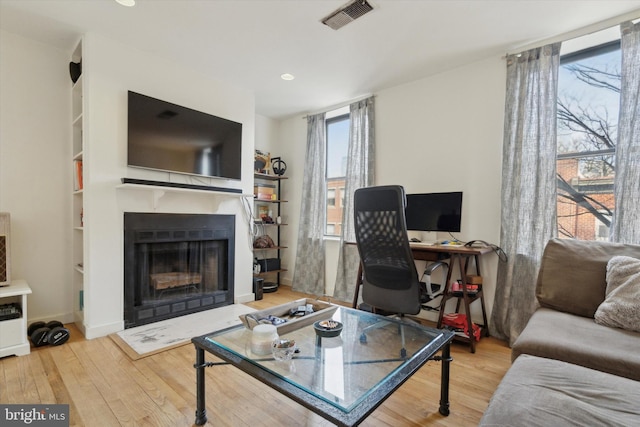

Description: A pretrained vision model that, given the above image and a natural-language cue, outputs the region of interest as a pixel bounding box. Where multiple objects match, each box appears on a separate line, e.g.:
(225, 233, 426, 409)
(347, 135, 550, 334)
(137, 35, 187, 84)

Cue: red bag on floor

(442, 313, 481, 341)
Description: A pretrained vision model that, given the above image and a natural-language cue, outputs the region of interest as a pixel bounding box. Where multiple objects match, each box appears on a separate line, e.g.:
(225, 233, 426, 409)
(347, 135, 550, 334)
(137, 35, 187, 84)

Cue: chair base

(359, 314, 419, 358)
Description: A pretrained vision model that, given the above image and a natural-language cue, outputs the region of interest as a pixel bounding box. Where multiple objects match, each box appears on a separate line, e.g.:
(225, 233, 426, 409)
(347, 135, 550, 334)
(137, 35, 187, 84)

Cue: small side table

(0, 279, 32, 357)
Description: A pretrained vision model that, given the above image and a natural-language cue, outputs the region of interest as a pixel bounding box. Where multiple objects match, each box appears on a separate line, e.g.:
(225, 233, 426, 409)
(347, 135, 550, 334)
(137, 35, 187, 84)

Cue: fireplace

(124, 213, 235, 328)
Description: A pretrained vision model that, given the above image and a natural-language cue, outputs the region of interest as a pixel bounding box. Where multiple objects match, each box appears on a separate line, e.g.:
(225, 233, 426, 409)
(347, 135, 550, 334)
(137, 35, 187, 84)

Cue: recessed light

(115, 0, 136, 7)
(280, 73, 295, 81)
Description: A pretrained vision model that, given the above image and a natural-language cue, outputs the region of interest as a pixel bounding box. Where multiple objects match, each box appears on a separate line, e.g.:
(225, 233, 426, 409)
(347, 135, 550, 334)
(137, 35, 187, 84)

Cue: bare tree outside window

(556, 41, 620, 240)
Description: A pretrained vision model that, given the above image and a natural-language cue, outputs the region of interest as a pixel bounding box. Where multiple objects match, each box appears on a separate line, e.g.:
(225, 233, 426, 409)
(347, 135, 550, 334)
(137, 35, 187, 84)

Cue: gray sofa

(481, 238, 640, 426)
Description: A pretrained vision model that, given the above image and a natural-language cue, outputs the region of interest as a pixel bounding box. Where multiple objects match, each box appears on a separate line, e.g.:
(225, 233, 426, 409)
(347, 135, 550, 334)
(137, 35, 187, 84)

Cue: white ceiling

(1, 0, 639, 119)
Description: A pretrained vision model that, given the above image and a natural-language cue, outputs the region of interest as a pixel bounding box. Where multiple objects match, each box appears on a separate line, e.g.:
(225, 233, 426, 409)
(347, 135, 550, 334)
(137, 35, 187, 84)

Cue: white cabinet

(0, 279, 32, 357)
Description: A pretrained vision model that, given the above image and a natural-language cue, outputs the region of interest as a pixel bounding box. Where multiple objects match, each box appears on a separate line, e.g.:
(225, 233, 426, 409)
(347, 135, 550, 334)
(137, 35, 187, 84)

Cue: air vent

(321, 0, 374, 30)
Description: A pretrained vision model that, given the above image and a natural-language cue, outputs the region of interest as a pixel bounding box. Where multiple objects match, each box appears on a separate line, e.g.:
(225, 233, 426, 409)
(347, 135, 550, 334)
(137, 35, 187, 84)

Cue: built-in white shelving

(70, 38, 85, 329)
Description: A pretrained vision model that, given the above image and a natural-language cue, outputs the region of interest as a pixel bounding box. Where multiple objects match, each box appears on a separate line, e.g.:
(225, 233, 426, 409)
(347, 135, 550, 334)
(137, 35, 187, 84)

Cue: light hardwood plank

(0, 286, 511, 426)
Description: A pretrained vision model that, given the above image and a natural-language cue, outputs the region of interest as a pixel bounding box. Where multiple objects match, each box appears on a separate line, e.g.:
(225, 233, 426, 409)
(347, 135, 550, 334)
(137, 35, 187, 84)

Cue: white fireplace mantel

(116, 183, 253, 210)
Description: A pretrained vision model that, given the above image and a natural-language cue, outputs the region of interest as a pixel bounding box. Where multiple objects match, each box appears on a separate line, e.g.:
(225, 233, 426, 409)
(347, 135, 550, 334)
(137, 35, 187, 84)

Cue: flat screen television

(127, 91, 242, 180)
(405, 192, 463, 232)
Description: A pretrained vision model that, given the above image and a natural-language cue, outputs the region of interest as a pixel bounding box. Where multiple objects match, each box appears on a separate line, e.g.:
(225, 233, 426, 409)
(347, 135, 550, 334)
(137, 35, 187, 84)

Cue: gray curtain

(490, 43, 561, 345)
(292, 113, 327, 295)
(333, 97, 376, 302)
(611, 21, 640, 244)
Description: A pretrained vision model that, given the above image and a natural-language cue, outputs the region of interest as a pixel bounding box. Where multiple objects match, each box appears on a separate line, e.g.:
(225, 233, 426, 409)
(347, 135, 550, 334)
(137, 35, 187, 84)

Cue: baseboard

(84, 320, 125, 340)
(28, 312, 75, 327)
(235, 293, 256, 304)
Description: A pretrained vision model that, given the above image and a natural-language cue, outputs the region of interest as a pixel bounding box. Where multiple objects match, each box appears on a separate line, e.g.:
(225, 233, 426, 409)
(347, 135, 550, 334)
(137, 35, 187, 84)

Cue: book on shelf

(74, 160, 83, 191)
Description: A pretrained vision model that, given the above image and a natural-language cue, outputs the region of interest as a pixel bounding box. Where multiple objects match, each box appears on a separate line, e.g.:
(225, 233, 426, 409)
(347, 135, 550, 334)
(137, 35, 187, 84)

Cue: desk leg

(195, 346, 208, 425)
(439, 342, 452, 416)
(436, 256, 456, 329)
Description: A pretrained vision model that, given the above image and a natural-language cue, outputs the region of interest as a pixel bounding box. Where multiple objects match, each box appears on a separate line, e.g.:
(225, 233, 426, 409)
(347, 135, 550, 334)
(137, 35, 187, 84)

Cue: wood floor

(0, 287, 511, 426)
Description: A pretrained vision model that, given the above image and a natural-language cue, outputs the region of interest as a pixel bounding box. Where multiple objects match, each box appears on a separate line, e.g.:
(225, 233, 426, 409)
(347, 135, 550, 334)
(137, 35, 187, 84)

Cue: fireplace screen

(135, 240, 226, 306)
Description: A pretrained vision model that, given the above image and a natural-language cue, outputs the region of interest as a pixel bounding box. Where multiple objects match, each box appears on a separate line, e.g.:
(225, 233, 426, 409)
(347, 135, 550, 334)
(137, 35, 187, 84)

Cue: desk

(192, 305, 454, 426)
(352, 243, 493, 353)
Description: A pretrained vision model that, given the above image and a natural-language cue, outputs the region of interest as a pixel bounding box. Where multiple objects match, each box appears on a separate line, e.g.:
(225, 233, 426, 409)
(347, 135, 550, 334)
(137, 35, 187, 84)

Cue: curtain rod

(301, 94, 375, 119)
(505, 10, 640, 57)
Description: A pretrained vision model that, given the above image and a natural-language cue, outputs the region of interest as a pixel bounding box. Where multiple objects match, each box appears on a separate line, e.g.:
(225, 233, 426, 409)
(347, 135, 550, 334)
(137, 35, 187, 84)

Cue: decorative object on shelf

(254, 150, 271, 174)
(257, 258, 280, 272)
(69, 60, 82, 83)
(253, 235, 275, 249)
(74, 160, 83, 191)
(255, 205, 275, 223)
(271, 157, 287, 176)
(254, 183, 276, 201)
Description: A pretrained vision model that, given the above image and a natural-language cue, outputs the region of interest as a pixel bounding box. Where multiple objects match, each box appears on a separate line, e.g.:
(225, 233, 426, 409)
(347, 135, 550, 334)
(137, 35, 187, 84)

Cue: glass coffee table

(192, 305, 454, 427)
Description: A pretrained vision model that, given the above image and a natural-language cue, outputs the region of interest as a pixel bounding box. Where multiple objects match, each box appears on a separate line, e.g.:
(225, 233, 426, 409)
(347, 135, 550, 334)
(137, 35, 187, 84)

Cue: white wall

(277, 56, 506, 323)
(0, 30, 72, 323)
(269, 115, 307, 287)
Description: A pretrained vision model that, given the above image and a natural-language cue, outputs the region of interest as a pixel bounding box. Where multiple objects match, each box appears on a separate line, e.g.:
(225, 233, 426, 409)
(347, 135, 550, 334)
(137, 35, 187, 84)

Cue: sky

(326, 117, 349, 178)
(557, 47, 621, 153)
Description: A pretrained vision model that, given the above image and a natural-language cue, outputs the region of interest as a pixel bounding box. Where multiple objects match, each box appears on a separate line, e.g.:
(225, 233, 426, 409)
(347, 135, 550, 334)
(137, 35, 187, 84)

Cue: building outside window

(556, 40, 620, 241)
(327, 188, 336, 207)
(325, 113, 349, 236)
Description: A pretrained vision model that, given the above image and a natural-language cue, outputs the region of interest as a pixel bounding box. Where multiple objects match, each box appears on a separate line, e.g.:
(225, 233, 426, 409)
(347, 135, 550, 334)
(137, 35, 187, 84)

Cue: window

(327, 188, 336, 207)
(556, 40, 620, 241)
(325, 113, 349, 236)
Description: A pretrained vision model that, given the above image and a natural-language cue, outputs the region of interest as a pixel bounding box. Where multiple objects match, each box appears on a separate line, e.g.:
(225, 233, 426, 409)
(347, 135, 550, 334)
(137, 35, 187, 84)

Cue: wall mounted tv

(405, 192, 463, 232)
(127, 91, 242, 180)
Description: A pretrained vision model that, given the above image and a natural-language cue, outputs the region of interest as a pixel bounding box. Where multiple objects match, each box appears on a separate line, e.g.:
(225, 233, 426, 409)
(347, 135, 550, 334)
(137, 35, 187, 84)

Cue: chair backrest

(353, 185, 422, 315)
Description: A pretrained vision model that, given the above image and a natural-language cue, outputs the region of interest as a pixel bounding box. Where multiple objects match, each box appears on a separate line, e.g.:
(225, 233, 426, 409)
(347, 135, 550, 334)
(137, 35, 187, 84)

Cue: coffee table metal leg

(195, 346, 208, 425)
(439, 342, 451, 416)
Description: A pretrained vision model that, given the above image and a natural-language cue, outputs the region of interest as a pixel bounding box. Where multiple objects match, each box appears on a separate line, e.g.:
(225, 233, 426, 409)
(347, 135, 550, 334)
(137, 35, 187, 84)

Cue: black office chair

(353, 185, 443, 357)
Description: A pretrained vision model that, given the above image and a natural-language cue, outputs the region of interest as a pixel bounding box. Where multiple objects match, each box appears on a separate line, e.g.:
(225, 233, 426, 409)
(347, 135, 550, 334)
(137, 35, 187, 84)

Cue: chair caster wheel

(400, 348, 407, 358)
(359, 333, 367, 343)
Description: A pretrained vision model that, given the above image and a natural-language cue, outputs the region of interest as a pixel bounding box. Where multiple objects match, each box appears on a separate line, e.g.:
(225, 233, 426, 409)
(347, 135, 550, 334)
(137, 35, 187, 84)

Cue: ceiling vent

(321, 0, 374, 30)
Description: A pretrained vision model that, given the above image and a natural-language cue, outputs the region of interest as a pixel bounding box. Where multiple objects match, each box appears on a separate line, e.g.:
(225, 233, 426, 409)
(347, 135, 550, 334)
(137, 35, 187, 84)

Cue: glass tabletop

(199, 305, 451, 414)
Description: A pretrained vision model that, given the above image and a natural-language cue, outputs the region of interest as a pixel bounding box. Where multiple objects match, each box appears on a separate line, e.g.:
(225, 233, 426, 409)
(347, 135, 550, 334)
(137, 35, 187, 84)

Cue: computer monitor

(405, 192, 463, 233)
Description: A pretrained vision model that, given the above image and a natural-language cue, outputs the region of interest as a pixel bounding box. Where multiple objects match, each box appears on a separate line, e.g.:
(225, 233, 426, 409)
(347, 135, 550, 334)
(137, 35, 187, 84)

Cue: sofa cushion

(480, 355, 640, 427)
(595, 255, 640, 332)
(536, 238, 640, 318)
(512, 307, 640, 381)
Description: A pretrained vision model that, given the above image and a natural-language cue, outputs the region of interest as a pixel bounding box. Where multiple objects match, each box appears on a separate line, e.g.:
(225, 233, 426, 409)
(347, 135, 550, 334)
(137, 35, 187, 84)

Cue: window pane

(327, 188, 336, 206)
(326, 115, 349, 236)
(327, 118, 349, 178)
(556, 42, 619, 241)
